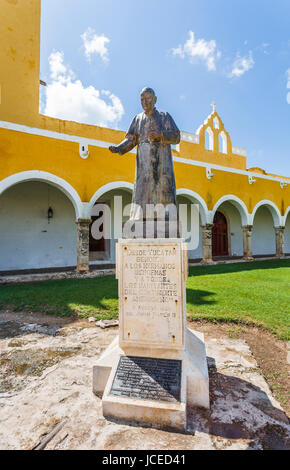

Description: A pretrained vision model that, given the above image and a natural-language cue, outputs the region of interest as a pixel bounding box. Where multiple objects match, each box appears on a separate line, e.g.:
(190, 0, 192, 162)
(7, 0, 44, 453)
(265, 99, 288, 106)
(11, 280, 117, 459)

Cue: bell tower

(0, 0, 41, 125)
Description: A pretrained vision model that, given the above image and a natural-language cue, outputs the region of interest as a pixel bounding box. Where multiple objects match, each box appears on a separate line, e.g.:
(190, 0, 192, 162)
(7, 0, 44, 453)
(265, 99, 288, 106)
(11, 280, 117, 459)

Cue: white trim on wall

(0, 171, 84, 218)
(282, 206, 290, 227)
(0, 120, 137, 154)
(250, 200, 282, 227)
(173, 156, 289, 185)
(89, 181, 134, 213)
(176, 188, 209, 225)
(209, 194, 250, 226)
(0, 120, 289, 184)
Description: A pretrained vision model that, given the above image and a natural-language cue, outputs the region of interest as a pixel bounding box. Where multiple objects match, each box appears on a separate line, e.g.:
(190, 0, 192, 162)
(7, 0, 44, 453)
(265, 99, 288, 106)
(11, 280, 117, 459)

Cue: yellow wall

(0, 0, 289, 219)
(0, 126, 289, 215)
(0, 0, 41, 126)
(179, 140, 246, 170)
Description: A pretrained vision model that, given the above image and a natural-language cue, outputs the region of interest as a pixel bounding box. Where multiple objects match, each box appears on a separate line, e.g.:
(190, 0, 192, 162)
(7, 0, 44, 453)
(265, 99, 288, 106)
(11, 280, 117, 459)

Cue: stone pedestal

(242, 225, 254, 260)
(275, 227, 285, 258)
(93, 238, 209, 431)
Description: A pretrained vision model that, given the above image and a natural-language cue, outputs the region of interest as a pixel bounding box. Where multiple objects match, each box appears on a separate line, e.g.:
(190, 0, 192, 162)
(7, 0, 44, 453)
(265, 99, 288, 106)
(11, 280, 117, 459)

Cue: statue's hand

(148, 131, 163, 143)
(109, 145, 119, 154)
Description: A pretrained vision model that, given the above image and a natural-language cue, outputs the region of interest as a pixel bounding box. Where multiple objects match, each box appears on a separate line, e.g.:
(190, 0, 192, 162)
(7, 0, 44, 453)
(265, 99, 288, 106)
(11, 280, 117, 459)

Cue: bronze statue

(109, 87, 180, 221)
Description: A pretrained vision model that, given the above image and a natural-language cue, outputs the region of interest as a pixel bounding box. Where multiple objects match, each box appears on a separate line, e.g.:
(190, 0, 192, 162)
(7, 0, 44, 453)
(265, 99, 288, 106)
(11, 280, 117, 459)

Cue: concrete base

(93, 328, 209, 431)
(102, 393, 186, 431)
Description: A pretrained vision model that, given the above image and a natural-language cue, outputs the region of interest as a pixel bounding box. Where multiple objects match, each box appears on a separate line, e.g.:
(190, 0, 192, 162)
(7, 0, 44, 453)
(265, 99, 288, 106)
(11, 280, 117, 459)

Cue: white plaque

(117, 239, 186, 349)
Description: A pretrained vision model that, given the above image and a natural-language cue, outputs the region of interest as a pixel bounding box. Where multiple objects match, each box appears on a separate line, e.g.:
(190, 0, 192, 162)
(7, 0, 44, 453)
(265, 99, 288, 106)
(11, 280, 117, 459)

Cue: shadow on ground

(103, 357, 290, 450)
(186, 288, 216, 306)
(186, 357, 290, 450)
(0, 276, 119, 318)
(0, 320, 62, 340)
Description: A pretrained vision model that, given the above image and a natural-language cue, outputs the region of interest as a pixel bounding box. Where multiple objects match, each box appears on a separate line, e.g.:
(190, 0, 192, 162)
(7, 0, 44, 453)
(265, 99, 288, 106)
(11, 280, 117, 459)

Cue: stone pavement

(0, 319, 289, 450)
(0, 269, 115, 285)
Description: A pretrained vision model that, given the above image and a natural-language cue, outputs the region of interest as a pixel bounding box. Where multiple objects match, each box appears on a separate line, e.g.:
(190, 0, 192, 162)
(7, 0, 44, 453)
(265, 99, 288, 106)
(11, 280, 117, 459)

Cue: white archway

(213, 116, 220, 129)
(219, 131, 227, 154)
(89, 181, 134, 213)
(250, 200, 282, 227)
(88, 181, 134, 264)
(176, 188, 209, 225)
(205, 127, 214, 151)
(210, 195, 250, 226)
(282, 206, 290, 227)
(0, 171, 83, 218)
(284, 206, 290, 254)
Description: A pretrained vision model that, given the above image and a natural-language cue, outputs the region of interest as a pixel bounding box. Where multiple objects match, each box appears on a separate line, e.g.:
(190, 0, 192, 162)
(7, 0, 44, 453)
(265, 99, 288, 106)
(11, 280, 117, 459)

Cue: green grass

(186, 259, 290, 339)
(0, 276, 119, 320)
(0, 259, 289, 339)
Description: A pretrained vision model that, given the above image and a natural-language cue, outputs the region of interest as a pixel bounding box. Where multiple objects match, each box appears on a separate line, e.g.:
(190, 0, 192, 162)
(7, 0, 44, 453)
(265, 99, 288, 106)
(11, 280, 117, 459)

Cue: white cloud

(43, 51, 124, 127)
(171, 31, 221, 71)
(48, 51, 75, 82)
(81, 27, 110, 63)
(229, 51, 254, 78)
(286, 68, 290, 104)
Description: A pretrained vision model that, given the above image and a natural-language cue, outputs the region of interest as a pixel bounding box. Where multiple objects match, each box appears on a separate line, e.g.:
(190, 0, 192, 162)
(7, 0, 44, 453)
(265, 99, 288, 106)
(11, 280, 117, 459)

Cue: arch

(88, 181, 134, 264)
(284, 206, 290, 255)
(176, 188, 209, 225)
(89, 181, 134, 213)
(210, 195, 250, 226)
(0, 171, 83, 218)
(250, 200, 282, 227)
(282, 206, 290, 227)
(213, 116, 220, 129)
(219, 131, 227, 154)
(212, 211, 229, 256)
(205, 127, 214, 151)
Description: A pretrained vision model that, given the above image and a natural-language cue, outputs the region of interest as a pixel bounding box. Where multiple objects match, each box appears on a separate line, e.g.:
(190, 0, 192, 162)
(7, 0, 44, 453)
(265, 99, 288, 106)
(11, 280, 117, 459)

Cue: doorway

(212, 211, 228, 256)
(89, 202, 111, 261)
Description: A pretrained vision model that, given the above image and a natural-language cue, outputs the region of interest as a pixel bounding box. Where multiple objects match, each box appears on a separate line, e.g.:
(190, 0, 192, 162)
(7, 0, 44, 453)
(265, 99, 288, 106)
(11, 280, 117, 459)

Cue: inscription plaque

(118, 241, 185, 347)
(110, 356, 181, 403)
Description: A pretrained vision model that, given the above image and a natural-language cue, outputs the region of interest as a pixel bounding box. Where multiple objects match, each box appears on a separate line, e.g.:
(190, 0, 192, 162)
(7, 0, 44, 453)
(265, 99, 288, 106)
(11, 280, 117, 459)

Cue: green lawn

(0, 259, 289, 339)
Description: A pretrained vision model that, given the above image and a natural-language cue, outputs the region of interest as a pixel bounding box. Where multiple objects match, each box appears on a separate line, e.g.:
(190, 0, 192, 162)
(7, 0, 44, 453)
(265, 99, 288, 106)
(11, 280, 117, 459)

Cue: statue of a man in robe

(109, 87, 180, 221)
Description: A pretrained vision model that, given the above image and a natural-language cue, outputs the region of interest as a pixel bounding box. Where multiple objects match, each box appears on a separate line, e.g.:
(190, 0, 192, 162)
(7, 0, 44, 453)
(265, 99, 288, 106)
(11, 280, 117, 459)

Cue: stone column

(275, 227, 285, 258)
(242, 225, 254, 260)
(76, 218, 91, 273)
(201, 224, 213, 264)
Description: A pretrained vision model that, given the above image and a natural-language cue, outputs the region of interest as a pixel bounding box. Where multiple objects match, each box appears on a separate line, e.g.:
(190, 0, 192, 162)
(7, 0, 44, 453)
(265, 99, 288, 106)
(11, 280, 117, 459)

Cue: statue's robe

(117, 108, 180, 220)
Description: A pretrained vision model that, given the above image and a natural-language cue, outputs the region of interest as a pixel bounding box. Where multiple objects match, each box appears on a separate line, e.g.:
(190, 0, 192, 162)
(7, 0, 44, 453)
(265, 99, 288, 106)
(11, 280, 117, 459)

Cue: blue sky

(40, 0, 290, 176)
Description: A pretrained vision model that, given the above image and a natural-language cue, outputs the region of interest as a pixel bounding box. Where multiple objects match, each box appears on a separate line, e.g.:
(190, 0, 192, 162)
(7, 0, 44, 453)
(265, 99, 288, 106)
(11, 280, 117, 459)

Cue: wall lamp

(47, 207, 54, 223)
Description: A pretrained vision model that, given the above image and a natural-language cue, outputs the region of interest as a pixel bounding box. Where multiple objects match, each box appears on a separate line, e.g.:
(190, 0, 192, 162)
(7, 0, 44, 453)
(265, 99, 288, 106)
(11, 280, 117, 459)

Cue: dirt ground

(188, 319, 290, 415)
(0, 310, 289, 450)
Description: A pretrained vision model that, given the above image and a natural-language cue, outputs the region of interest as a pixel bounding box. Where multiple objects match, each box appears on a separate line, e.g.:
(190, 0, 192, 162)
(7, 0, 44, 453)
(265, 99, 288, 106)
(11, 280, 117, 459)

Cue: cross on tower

(211, 102, 216, 113)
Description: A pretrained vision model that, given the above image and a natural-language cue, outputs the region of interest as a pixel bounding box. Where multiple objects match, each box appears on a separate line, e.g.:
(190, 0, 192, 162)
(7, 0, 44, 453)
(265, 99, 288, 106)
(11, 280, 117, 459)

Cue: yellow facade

(0, 0, 289, 272)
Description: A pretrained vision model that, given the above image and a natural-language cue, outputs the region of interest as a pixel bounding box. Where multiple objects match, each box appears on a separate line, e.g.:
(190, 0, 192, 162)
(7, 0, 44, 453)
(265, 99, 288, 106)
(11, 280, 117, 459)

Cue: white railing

(232, 145, 246, 157)
(180, 131, 199, 144)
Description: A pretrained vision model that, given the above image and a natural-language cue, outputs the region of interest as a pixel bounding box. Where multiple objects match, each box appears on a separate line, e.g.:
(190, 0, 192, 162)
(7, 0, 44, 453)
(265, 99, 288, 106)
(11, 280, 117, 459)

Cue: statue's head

(140, 87, 157, 114)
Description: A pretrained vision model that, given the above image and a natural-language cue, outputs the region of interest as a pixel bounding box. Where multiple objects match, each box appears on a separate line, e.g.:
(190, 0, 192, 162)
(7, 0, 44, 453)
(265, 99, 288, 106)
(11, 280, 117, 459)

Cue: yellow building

(0, 0, 289, 274)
